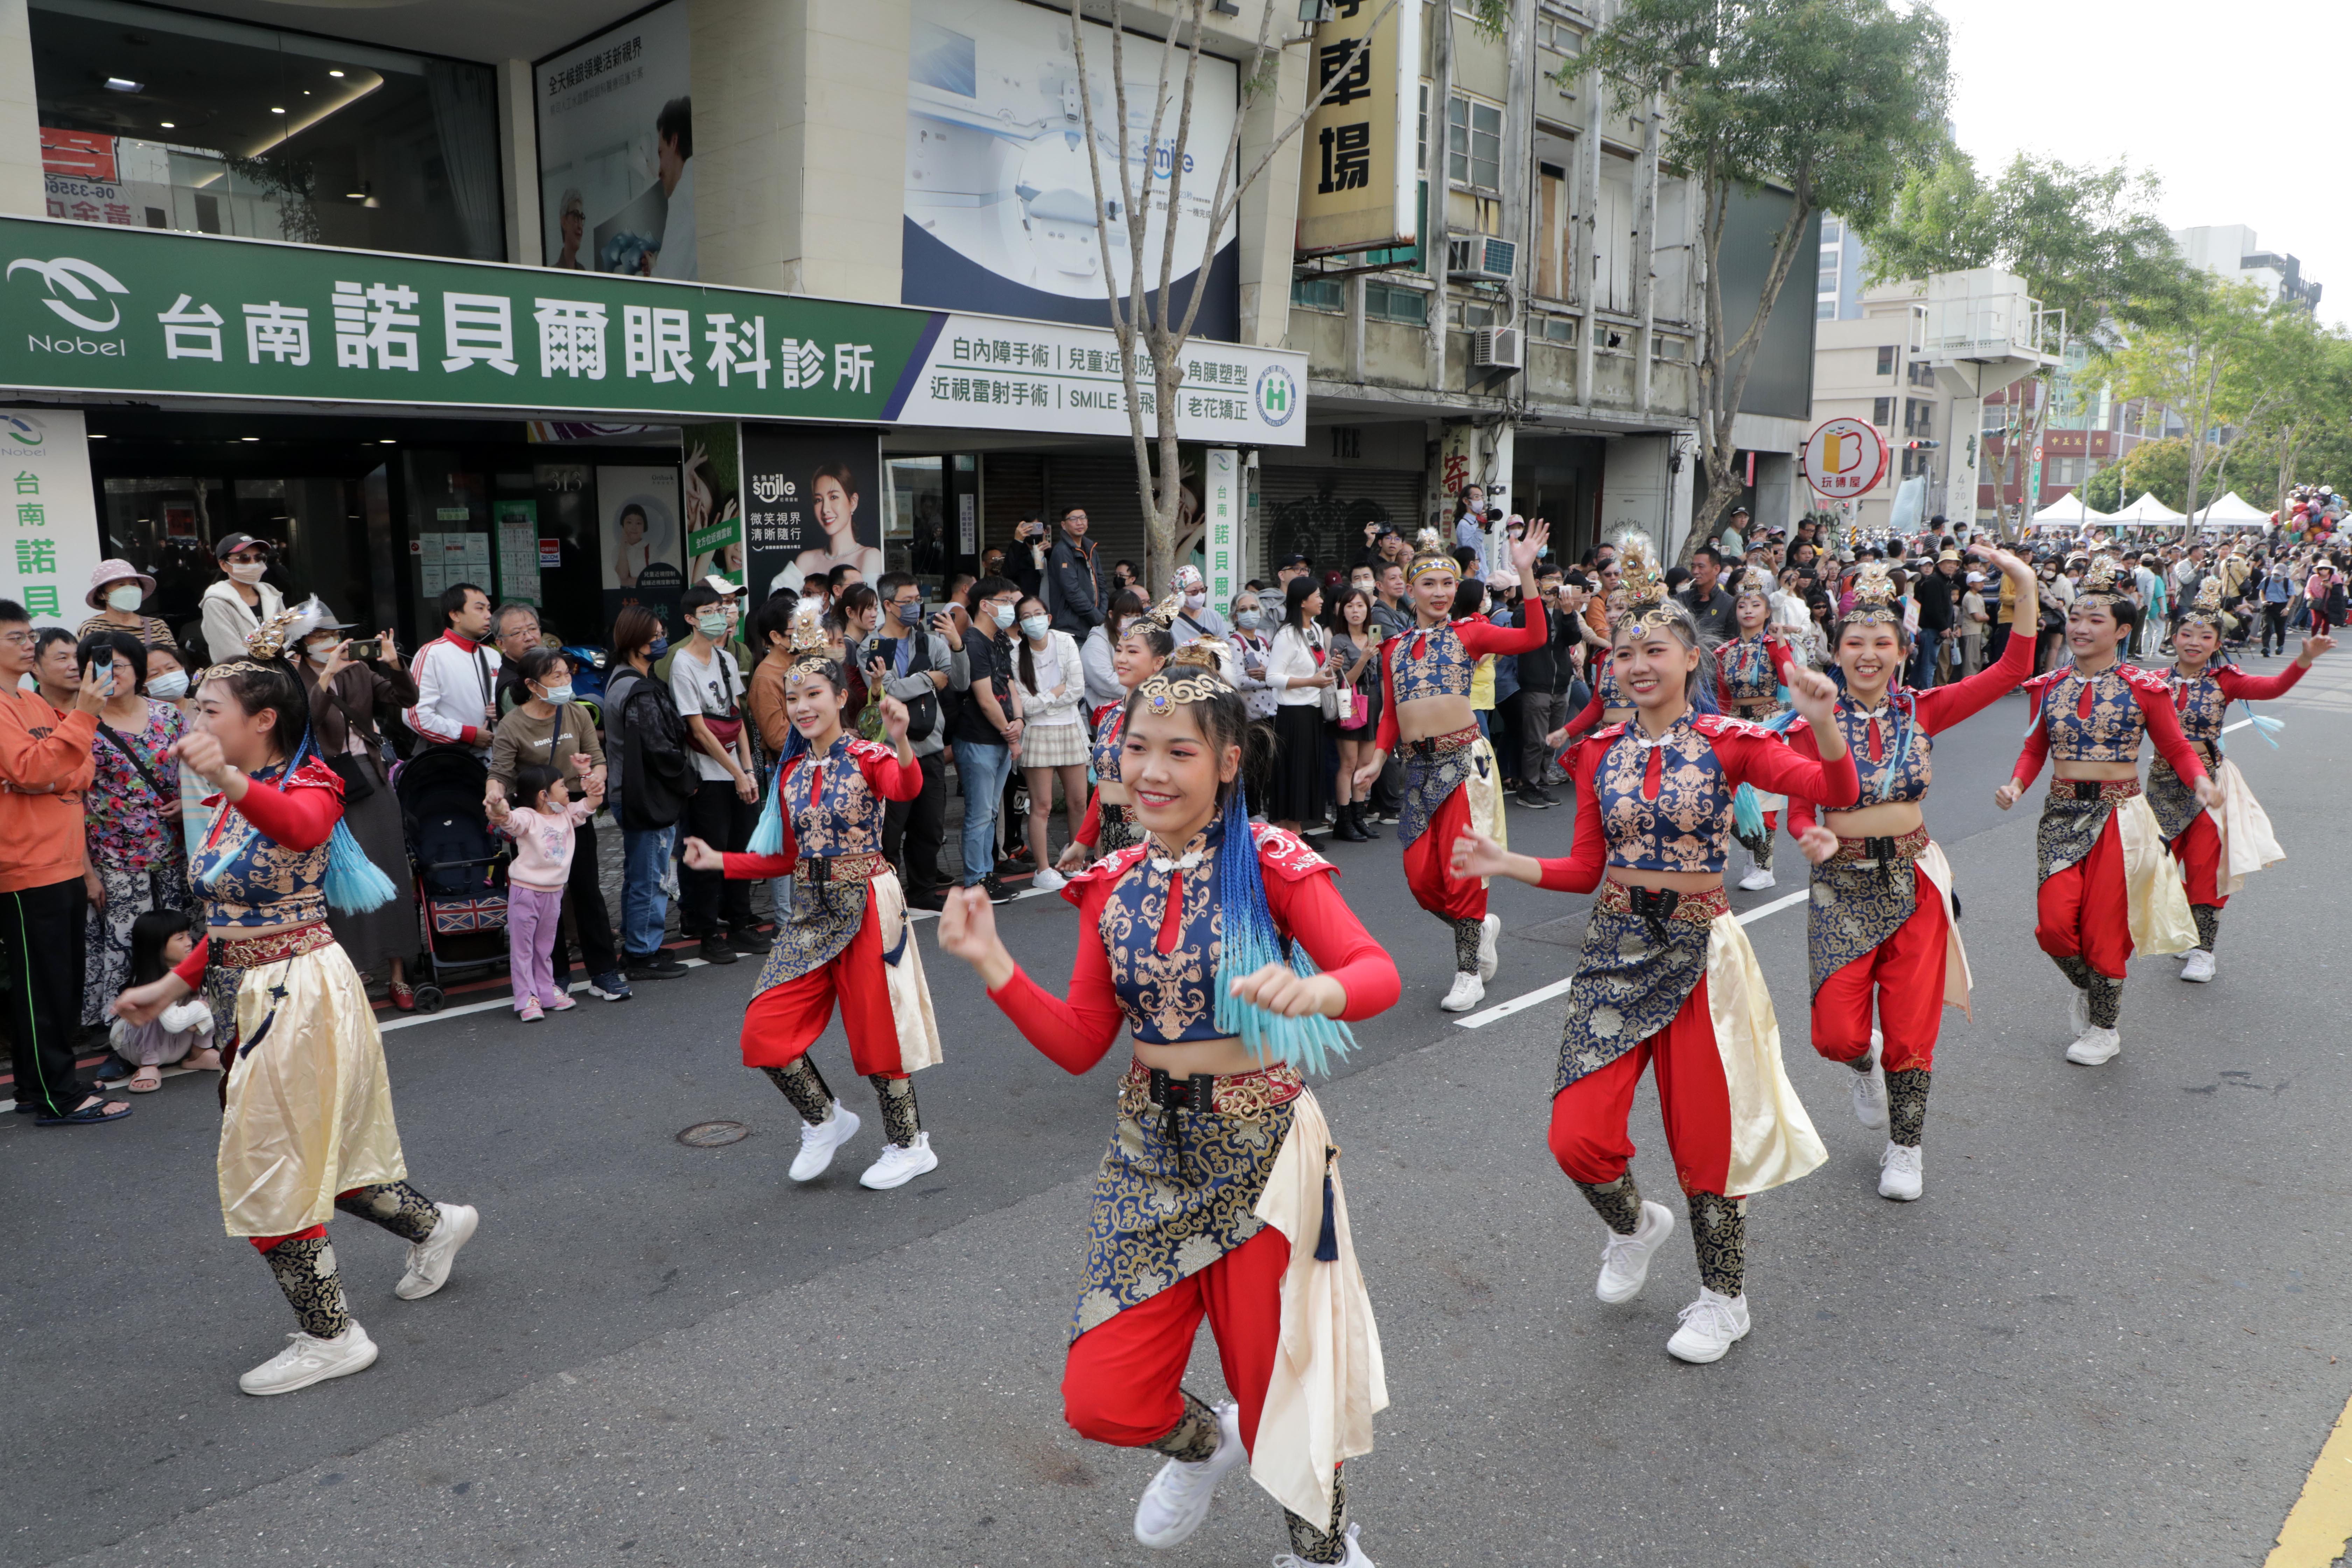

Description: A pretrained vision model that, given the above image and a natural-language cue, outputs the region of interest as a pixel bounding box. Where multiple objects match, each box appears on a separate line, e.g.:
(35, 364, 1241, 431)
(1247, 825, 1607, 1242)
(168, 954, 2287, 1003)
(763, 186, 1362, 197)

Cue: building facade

(2172, 224, 2323, 313)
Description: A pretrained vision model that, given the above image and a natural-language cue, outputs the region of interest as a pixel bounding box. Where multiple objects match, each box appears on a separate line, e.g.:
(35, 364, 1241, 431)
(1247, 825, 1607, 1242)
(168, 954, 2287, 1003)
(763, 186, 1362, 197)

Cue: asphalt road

(9, 650, 2352, 1568)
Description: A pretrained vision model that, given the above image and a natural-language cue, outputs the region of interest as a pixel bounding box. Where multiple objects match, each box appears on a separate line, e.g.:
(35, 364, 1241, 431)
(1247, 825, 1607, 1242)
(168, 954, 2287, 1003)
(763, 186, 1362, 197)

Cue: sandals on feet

(36, 1097, 133, 1126)
(126, 1067, 163, 1092)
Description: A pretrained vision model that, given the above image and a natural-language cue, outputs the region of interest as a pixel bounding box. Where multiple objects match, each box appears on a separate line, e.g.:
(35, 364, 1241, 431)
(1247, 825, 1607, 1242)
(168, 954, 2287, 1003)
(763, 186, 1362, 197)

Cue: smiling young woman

(938, 643, 1399, 1567)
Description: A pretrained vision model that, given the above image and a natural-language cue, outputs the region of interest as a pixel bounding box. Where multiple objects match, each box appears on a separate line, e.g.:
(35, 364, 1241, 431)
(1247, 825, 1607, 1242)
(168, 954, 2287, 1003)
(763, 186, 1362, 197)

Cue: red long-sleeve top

(1783, 627, 2032, 837)
(984, 839, 1401, 1074)
(1372, 602, 1548, 755)
(1532, 717, 1858, 894)
(2010, 662, 2210, 790)
(169, 774, 344, 988)
(716, 741, 926, 880)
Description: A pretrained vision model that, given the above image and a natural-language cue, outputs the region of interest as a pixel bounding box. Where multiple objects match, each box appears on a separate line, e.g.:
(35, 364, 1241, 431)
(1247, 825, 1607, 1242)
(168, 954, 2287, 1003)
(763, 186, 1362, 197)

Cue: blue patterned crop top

(1387, 622, 1476, 704)
(1595, 720, 1735, 873)
(1092, 704, 1128, 784)
(2037, 666, 2147, 762)
(191, 760, 337, 929)
(1595, 660, 1629, 709)
(1834, 698, 1932, 805)
(2168, 671, 2229, 745)
(785, 737, 893, 858)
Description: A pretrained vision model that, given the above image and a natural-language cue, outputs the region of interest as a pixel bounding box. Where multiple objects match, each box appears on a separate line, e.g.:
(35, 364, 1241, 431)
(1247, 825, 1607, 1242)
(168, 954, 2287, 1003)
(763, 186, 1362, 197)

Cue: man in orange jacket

(0, 598, 126, 1125)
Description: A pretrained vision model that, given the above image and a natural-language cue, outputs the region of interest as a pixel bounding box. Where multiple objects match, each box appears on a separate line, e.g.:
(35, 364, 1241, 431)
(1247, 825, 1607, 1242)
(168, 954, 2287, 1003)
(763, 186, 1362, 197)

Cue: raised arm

(2213, 659, 2313, 704)
(229, 770, 342, 851)
(1713, 726, 1858, 807)
(1458, 596, 1547, 657)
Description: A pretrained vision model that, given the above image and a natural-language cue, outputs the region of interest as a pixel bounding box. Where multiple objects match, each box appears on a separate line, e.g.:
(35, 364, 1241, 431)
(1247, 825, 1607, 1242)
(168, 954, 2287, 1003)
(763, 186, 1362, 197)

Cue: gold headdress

(1140, 591, 1184, 631)
(784, 609, 836, 683)
(2177, 574, 2233, 632)
(1731, 566, 1775, 604)
(1838, 562, 1901, 626)
(1408, 526, 1456, 582)
(202, 603, 318, 683)
(2075, 553, 2133, 607)
(1606, 530, 1674, 634)
(1133, 638, 1232, 715)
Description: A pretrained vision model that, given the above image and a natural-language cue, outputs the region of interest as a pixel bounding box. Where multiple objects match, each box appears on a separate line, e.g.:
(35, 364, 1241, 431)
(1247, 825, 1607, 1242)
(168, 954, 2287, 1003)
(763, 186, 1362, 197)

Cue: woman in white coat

(1008, 593, 1091, 892)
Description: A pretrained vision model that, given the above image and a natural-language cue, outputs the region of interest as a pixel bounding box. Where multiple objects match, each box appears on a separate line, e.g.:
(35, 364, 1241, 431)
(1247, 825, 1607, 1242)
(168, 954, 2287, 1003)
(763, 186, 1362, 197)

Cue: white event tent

(2108, 491, 2186, 526)
(2030, 491, 2113, 528)
(2192, 491, 2273, 529)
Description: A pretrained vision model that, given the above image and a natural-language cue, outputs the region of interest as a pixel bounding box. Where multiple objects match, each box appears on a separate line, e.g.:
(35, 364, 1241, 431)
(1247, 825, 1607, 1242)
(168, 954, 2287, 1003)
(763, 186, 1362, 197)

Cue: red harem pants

(2171, 812, 2227, 909)
(2035, 813, 2133, 981)
(1811, 864, 1948, 1074)
(740, 899, 907, 1079)
(1061, 1226, 1291, 1451)
(1548, 975, 1736, 1198)
(1406, 783, 1486, 924)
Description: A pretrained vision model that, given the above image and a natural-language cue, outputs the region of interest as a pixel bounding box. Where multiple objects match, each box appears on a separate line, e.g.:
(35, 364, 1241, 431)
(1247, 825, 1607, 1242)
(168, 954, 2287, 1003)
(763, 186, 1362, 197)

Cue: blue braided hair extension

(202, 722, 398, 912)
(1209, 781, 1356, 1078)
(745, 722, 810, 855)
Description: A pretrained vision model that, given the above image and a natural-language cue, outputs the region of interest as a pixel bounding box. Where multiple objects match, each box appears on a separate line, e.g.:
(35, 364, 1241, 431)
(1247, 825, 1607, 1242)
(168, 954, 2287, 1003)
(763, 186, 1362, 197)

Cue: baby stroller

(394, 744, 509, 1013)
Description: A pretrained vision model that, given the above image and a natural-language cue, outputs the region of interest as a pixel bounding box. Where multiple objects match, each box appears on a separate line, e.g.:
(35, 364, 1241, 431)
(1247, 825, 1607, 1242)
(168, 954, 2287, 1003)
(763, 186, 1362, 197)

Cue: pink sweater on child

(499, 800, 594, 891)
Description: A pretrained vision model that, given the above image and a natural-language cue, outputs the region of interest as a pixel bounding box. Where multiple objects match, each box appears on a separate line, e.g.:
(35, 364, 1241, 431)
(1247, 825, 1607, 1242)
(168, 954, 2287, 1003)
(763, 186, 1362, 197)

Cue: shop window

(1364, 279, 1425, 325)
(1292, 275, 1346, 313)
(28, 0, 504, 259)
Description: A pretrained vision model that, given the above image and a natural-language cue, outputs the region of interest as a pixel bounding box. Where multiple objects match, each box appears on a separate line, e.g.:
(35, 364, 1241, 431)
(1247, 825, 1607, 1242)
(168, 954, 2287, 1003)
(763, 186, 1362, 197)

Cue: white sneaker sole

(240, 1334, 379, 1396)
(1596, 1202, 1675, 1304)
(2065, 1032, 2121, 1066)
(1439, 976, 1485, 1013)
(1879, 1174, 1923, 1201)
(790, 1107, 861, 1182)
(395, 1203, 479, 1300)
(1737, 869, 1777, 891)
(859, 1143, 939, 1191)
(1667, 1321, 1749, 1365)
(1477, 913, 1501, 982)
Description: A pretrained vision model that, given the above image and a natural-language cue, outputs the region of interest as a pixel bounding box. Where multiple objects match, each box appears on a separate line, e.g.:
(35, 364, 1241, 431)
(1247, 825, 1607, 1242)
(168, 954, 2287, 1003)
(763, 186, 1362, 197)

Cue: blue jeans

(1909, 631, 1940, 688)
(957, 740, 1013, 885)
(620, 823, 676, 958)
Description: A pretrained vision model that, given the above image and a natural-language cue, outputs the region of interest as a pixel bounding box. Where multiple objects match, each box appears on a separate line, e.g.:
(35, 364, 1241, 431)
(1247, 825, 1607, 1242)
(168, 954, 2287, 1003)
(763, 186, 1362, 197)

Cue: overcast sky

(1944, 0, 2348, 329)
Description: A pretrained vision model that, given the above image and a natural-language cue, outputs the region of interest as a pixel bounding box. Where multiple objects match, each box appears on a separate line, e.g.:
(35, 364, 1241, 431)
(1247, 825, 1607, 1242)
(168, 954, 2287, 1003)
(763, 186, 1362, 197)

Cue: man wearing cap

(77, 559, 177, 651)
(200, 533, 285, 665)
(1276, 553, 1314, 590)
(1717, 505, 1750, 559)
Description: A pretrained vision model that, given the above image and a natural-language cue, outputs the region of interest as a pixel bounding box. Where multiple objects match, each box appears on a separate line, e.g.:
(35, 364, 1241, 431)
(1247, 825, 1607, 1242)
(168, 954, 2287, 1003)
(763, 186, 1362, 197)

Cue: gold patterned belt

(1829, 822, 1931, 868)
(1596, 878, 1729, 926)
(1117, 1057, 1303, 1120)
(1404, 723, 1479, 758)
(212, 923, 335, 967)
(796, 852, 890, 884)
(2052, 778, 2141, 803)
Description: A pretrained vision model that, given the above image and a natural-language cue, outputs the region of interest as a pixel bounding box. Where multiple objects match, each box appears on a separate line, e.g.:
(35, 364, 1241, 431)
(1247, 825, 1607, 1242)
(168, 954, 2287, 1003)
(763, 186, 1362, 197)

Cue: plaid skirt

(1020, 718, 1090, 769)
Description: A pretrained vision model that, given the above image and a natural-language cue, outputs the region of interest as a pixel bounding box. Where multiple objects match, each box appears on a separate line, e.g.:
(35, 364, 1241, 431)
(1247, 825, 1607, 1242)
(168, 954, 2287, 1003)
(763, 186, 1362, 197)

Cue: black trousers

(883, 751, 948, 891)
(548, 818, 622, 981)
(677, 777, 757, 936)
(2262, 603, 2287, 654)
(2, 878, 90, 1116)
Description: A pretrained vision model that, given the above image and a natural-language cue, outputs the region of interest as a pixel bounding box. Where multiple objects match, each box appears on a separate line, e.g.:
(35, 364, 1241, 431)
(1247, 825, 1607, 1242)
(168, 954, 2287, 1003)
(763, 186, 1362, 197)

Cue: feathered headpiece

(1839, 562, 1902, 628)
(1133, 639, 1231, 716)
(1606, 530, 1673, 634)
(204, 600, 333, 683)
(783, 609, 835, 683)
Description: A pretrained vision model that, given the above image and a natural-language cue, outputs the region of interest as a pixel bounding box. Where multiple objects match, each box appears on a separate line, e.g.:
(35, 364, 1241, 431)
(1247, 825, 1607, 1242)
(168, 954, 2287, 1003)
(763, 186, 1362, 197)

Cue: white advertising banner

(537, 2, 696, 279)
(0, 409, 102, 628)
(896, 314, 1306, 446)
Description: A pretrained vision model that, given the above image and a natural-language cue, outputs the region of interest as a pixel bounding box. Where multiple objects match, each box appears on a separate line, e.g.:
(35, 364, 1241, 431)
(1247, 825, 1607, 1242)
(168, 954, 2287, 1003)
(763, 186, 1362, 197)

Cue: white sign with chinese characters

(0, 410, 101, 628)
(1203, 448, 1243, 609)
(895, 315, 1307, 446)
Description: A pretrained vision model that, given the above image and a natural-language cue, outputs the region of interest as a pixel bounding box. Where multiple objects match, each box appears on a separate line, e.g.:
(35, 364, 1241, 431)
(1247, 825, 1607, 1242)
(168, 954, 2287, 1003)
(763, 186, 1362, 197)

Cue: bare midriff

(1605, 867, 1725, 896)
(2051, 759, 2141, 781)
(1825, 801, 1924, 839)
(1134, 1034, 1281, 1079)
(1393, 692, 1474, 744)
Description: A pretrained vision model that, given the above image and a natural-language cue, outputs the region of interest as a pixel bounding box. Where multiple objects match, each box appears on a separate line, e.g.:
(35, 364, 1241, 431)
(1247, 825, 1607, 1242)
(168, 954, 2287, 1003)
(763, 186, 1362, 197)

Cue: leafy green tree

(2079, 435, 2190, 514)
(1581, 0, 1951, 560)
(2225, 314, 2352, 513)
(2106, 276, 2272, 527)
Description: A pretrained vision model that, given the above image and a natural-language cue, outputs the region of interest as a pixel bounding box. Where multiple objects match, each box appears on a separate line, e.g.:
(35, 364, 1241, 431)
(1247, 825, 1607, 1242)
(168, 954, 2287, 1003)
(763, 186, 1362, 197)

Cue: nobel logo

(26, 333, 126, 357)
(6, 255, 131, 332)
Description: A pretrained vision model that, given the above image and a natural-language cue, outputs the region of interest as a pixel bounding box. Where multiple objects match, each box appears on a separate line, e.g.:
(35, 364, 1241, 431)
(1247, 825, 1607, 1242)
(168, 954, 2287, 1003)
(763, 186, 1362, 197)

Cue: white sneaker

(1031, 866, 1069, 894)
(1133, 1400, 1245, 1548)
(1850, 1034, 1889, 1130)
(1666, 1288, 1751, 1364)
(1736, 852, 1777, 891)
(1477, 912, 1502, 981)
(1274, 1521, 1375, 1567)
(2181, 948, 2216, 982)
(1877, 1141, 1923, 1201)
(2067, 985, 2089, 1040)
(1596, 1199, 1675, 1303)
(859, 1130, 939, 1190)
(2065, 1026, 2121, 1066)
(393, 1202, 479, 1300)
(238, 1322, 378, 1396)
(790, 1102, 861, 1182)
(1439, 972, 1485, 1012)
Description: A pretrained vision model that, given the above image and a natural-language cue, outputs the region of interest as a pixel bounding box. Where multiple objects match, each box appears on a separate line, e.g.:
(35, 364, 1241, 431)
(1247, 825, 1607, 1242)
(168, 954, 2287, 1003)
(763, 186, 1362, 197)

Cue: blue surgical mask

(991, 602, 1017, 629)
(1020, 614, 1051, 640)
(539, 683, 574, 704)
(897, 598, 924, 624)
(647, 635, 668, 659)
(1236, 609, 1262, 630)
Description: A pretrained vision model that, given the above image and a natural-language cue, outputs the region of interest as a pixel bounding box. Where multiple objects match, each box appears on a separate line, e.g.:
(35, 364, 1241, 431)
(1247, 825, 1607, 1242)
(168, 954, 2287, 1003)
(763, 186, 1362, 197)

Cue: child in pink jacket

(491, 761, 602, 1020)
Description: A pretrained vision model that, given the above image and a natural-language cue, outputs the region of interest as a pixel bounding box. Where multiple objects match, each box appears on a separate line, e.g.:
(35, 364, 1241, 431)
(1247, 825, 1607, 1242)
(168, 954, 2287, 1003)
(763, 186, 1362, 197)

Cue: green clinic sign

(0, 217, 937, 424)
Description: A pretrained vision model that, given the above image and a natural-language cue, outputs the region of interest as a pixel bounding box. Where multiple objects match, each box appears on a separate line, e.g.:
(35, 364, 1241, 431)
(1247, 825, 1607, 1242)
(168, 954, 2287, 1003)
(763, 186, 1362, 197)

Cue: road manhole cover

(676, 1120, 751, 1147)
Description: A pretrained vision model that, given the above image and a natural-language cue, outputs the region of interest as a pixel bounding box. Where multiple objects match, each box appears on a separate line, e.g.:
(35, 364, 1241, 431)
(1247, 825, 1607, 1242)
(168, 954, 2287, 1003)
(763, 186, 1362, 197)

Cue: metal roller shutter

(1256, 467, 1425, 578)
(1040, 453, 1151, 570)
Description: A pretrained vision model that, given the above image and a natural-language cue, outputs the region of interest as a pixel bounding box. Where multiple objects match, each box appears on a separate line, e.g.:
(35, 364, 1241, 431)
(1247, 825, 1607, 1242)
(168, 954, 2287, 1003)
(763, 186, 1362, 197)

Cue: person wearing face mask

(148, 644, 212, 862)
(1169, 565, 1231, 643)
(78, 559, 178, 652)
(201, 534, 286, 666)
(671, 584, 764, 964)
(1227, 591, 1276, 728)
(489, 645, 628, 1001)
(1007, 593, 1089, 892)
(293, 604, 425, 1008)
(952, 577, 1026, 902)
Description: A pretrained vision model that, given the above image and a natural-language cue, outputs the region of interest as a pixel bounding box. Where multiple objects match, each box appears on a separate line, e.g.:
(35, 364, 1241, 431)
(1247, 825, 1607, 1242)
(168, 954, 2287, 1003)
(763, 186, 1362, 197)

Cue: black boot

(1332, 803, 1367, 842)
(1355, 801, 1381, 839)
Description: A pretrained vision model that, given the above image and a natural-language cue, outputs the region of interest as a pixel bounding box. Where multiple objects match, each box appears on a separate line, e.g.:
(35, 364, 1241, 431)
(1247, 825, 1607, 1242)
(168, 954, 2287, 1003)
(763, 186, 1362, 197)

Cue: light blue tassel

(1732, 782, 1764, 839)
(1210, 789, 1356, 1079)
(2244, 708, 2284, 749)
(324, 818, 397, 913)
(745, 759, 788, 855)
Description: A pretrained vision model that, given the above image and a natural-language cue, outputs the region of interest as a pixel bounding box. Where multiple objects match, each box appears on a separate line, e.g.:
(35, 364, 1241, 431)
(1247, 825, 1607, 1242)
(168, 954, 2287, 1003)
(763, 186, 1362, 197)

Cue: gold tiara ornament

(1408, 548, 1457, 581)
(1141, 592, 1184, 631)
(203, 605, 313, 683)
(2076, 553, 2133, 605)
(1606, 530, 1675, 634)
(1732, 567, 1774, 604)
(784, 610, 838, 683)
(1133, 640, 1232, 713)
(1838, 562, 1902, 626)
(2178, 575, 2232, 631)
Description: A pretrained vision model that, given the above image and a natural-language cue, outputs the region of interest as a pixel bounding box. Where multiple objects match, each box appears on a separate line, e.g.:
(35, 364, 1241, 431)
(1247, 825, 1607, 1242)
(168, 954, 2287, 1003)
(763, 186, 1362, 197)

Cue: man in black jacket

(1046, 506, 1113, 636)
(1913, 548, 1962, 687)
(1512, 561, 1578, 808)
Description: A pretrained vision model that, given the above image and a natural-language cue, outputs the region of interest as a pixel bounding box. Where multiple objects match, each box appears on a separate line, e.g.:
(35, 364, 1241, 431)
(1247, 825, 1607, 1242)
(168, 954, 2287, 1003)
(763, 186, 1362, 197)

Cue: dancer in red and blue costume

(1717, 567, 1799, 891)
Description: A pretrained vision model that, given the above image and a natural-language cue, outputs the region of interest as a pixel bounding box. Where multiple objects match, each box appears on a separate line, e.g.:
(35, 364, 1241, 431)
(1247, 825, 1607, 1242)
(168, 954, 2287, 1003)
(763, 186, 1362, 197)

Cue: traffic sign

(1800, 417, 1890, 500)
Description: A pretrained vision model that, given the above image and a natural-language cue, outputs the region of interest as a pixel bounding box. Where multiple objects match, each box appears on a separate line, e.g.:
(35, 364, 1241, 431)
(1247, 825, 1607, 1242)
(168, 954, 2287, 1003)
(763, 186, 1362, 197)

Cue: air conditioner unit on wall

(1471, 327, 1523, 370)
(1448, 235, 1518, 283)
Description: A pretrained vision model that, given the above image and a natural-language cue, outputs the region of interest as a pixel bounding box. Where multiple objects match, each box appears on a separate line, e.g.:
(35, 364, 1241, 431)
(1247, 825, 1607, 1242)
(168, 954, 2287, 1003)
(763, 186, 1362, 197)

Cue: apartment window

(1364, 279, 1426, 325)
(1871, 397, 1894, 427)
(1817, 298, 1835, 320)
(1908, 360, 1936, 388)
(1291, 275, 1345, 313)
(1876, 345, 1897, 376)
(1447, 93, 1502, 192)
(1822, 216, 1842, 242)
(27, 0, 503, 259)
(1417, 82, 1429, 176)
(1535, 15, 1583, 52)
(1534, 314, 1576, 343)
(1904, 398, 1934, 437)
(1982, 403, 2009, 434)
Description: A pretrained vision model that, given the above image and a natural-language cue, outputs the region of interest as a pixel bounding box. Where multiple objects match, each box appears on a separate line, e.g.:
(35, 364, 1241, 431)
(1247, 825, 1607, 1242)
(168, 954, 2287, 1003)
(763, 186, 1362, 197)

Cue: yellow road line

(2268, 1387, 2352, 1567)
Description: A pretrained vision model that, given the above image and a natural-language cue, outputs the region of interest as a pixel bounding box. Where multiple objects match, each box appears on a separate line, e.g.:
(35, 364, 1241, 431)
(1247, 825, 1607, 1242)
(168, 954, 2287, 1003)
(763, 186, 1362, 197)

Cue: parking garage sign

(1800, 417, 1889, 501)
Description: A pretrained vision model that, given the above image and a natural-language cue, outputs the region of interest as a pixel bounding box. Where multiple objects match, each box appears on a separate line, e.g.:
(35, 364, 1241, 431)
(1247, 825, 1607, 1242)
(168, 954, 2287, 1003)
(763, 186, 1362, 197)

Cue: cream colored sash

(2114, 793, 2197, 957)
(1915, 840, 1974, 1020)
(870, 871, 943, 1075)
(1704, 914, 1827, 1196)
(2209, 757, 2283, 898)
(1250, 1090, 1388, 1528)
(1468, 734, 1507, 856)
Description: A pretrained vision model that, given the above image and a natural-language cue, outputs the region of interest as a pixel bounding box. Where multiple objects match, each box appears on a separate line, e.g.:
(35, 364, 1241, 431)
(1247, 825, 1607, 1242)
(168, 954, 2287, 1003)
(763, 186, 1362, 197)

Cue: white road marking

(1452, 886, 1810, 1030)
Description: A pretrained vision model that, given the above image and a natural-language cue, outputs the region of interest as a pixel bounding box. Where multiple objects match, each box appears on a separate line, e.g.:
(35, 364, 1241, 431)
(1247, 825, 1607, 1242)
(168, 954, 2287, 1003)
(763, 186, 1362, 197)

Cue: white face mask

(305, 640, 336, 664)
(228, 560, 267, 584)
(147, 670, 188, 700)
(991, 601, 1017, 629)
(106, 585, 143, 612)
(1184, 592, 1206, 611)
(1020, 614, 1051, 640)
